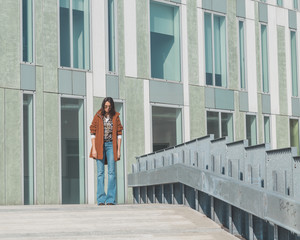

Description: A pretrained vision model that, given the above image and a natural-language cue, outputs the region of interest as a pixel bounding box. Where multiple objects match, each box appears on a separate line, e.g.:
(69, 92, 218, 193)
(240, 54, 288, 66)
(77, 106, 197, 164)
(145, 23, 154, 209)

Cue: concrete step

(0, 204, 238, 239)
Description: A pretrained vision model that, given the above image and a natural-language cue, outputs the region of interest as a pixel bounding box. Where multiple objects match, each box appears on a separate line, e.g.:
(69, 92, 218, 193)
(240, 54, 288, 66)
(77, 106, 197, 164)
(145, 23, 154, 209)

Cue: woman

(90, 97, 123, 205)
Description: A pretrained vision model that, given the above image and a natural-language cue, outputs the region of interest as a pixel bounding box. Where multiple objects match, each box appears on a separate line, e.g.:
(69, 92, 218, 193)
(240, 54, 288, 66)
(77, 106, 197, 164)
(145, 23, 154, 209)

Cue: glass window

(22, 0, 33, 63)
(23, 94, 34, 205)
(290, 119, 299, 154)
(150, 1, 181, 82)
(246, 115, 257, 146)
(108, 0, 116, 72)
(205, 13, 227, 87)
(61, 98, 85, 204)
(207, 111, 233, 141)
(295, 0, 298, 9)
(239, 20, 246, 89)
(264, 116, 270, 144)
(261, 24, 269, 93)
(277, 0, 283, 6)
(60, 0, 90, 70)
(291, 31, 298, 97)
(152, 106, 182, 151)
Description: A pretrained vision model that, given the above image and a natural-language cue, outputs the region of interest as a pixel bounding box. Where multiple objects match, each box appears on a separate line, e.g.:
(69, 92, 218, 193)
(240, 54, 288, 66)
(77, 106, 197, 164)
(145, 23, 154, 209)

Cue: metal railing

(128, 135, 300, 240)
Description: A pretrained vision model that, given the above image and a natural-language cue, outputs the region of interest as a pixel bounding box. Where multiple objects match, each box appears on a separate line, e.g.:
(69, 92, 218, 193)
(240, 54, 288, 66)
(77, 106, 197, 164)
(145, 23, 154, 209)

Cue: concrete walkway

(0, 204, 238, 239)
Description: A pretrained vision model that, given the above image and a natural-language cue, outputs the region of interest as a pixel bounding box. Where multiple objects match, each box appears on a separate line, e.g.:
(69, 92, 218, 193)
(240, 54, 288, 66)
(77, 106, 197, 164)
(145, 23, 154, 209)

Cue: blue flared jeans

(96, 141, 116, 204)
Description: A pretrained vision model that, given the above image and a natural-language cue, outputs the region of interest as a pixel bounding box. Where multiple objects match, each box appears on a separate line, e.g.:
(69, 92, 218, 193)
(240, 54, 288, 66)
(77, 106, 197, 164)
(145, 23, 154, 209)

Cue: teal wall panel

(236, 0, 245, 18)
(21, 64, 36, 91)
(137, 0, 150, 79)
(58, 69, 72, 94)
(106, 74, 119, 99)
(73, 71, 86, 96)
(35, 66, 45, 204)
(171, 0, 181, 3)
(44, 93, 60, 204)
(5, 89, 22, 204)
(215, 88, 234, 110)
(149, 80, 183, 105)
(187, 0, 199, 85)
(0, 89, 5, 204)
(261, 94, 271, 114)
(205, 87, 215, 108)
(239, 91, 248, 112)
(0, 1, 20, 89)
(292, 97, 300, 117)
(289, 10, 297, 30)
(259, 3, 268, 23)
(202, 0, 212, 10)
(277, 26, 287, 115)
(212, 0, 227, 14)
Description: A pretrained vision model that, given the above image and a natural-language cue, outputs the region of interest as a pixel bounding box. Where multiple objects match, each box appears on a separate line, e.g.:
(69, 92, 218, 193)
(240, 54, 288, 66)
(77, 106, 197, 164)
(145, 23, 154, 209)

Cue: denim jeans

(96, 141, 116, 204)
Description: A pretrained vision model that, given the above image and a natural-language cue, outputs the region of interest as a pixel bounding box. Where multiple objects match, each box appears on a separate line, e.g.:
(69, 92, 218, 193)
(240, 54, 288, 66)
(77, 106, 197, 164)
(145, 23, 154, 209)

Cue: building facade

(0, 0, 300, 205)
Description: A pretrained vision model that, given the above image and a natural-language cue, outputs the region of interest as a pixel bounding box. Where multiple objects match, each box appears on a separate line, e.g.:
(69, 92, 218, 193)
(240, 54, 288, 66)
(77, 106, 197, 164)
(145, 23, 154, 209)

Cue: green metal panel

(236, 0, 245, 18)
(43, 0, 58, 93)
(187, 0, 199, 85)
(106, 74, 119, 99)
(44, 93, 60, 204)
(0, 89, 4, 204)
(58, 69, 72, 95)
(276, 115, 289, 149)
(5, 89, 22, 204)
(212, 0, 227, 14)
(292, 97, 300, 117)
(215, 88, 234, 110)
(35, 66, 45, 204)
(0, 1, 20, 89)
(136, 0, 150, 79)
(73, 71, 86, 96)
(259, 3, 268, 23)
(289, 10, 297, 30)
(149, 80, 183, 105)
(190, 86, 206, 140)
(261, 94, 271, 114)
(205, 87, 215, 108)
(277, 26, 287, 116)
(21, 64, 36, 91)
(202, 0, 212, 10)
(239, 91, 248, 112)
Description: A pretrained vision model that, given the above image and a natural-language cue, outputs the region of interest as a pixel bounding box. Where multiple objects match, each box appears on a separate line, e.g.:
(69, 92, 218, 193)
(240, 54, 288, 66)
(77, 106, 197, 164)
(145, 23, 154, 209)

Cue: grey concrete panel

(43, 93, 60, 204)
(21, 64, 36, 91)
(35, 66, 45, 204)
(205, 87, 215, 108)
(215, 88, 234, 110)
(289, 10, 297, 30)
(292, 97, 300, 117)
(212, 0, 227, 14)
(5, 89, 22, 204)
(0, 89, 4, 204)
(58, 69, 72, 95)
(106, 74, 119, 99)
(239, 91, 248, 112)
(73, 71, 86, 96)
(202, 0, 212, 10)
(259, 3, 268, 23)
(261, 94, 271, 114)
(236, 0, 245, 18)
(149, 80, 183, 105)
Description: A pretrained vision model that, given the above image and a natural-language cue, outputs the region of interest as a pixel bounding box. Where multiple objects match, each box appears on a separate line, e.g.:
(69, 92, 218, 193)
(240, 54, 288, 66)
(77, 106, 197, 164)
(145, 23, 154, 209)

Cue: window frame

(263, 115, 271, 144)
(58, 0, 92, 71)
(203, 10, 228, 88)
(237, 18, 247, 90)
(245, 113, 258, 146)
(206, 109, 234, 142)
(21, 0, 35, 64)
(148, 0, 183, 83)
(289, 117, 300, 154)
(22, 91, 36, 205)
(150, 103, 184, 152)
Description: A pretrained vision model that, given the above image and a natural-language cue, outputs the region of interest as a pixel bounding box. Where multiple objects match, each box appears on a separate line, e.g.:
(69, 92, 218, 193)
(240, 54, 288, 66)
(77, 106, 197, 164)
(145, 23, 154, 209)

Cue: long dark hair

(100, 97, 116, 118)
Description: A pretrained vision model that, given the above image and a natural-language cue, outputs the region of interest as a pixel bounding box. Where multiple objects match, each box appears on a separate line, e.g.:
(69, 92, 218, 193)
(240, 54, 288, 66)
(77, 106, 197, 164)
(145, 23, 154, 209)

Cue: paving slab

(0, 204, 238, 240)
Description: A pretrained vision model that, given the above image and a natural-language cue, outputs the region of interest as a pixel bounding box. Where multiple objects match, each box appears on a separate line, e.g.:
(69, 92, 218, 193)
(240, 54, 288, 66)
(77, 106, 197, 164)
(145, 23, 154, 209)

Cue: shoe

(106, 203, 115, 205)
(98, 203, 105, 206)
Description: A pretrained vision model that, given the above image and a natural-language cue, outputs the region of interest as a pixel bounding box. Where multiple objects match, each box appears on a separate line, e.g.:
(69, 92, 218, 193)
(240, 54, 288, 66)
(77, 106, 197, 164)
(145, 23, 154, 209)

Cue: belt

(104, 139, 112, 142)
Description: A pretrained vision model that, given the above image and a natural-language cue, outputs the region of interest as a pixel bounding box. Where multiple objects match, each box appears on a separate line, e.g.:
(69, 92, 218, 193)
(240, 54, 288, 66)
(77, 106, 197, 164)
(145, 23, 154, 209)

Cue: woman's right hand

(92, 149, 97, 159)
